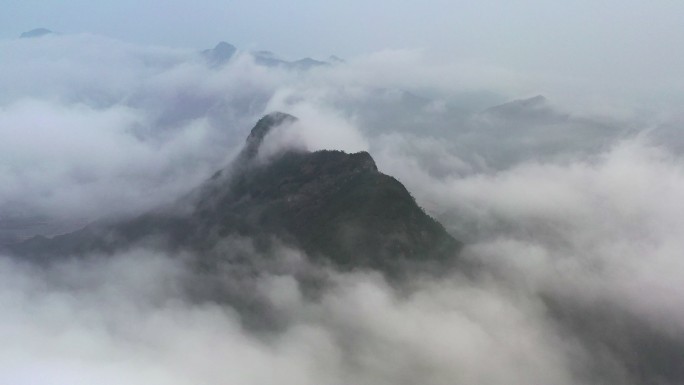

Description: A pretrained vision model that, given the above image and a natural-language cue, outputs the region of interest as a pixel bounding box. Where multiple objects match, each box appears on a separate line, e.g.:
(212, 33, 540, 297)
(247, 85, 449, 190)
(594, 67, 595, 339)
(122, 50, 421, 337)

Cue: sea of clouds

(1, 32, 683, 384)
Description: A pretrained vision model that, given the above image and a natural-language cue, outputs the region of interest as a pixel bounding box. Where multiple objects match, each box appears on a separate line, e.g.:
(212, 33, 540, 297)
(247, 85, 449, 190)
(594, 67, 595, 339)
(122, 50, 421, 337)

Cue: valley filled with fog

(2, 32, 684, 384)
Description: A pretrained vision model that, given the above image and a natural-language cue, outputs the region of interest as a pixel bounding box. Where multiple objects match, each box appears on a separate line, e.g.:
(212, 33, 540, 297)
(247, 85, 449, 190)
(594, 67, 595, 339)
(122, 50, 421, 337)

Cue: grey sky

(3, 1, 682, 57)
(2, 1, 684, 106)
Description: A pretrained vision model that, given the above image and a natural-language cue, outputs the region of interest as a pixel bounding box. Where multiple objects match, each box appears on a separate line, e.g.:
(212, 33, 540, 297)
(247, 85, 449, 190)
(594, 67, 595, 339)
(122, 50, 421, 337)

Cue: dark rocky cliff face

(9, 113, 461, 274)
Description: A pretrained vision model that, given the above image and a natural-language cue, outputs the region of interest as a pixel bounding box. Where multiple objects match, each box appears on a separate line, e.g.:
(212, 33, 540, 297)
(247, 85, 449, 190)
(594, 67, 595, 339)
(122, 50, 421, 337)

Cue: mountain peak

(240, 112, 297, 160)
(328, 55, 345, 64)
(9, 113, 460, 276)
(20, 28, 53, 38)
(500, 95, 547, 109)
(520, 94, 547, 106)
(202, 41, 237, 67)
(482, 94, 551, 118)
(214, 41, 235, 50)
(292, 58, 329, 70)
(348, 150, 378, 172)
(254, 50, 277, 59)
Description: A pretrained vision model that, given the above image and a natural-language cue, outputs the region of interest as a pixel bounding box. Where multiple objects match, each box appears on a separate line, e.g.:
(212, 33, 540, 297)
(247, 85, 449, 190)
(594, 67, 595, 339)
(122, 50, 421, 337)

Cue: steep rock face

(239, 111, 297, 160)
(9, 113, 461, 273)
(197, 148, 459, 271)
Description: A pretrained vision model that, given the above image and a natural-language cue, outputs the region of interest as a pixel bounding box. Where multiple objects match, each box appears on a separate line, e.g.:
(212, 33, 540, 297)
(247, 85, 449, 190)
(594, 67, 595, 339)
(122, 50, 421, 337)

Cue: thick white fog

(0, 250, 581, 385)
(2, 33, 684, 384)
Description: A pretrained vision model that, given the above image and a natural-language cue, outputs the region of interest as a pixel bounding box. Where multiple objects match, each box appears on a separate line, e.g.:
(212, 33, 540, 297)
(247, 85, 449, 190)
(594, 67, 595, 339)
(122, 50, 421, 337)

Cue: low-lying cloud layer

(2, 32, 684, 384)
(0, 250, 586, 385)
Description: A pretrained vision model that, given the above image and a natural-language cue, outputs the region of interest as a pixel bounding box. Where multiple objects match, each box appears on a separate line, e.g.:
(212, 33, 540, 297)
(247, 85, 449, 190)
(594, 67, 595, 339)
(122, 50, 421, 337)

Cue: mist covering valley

(2, 31, 684, 385)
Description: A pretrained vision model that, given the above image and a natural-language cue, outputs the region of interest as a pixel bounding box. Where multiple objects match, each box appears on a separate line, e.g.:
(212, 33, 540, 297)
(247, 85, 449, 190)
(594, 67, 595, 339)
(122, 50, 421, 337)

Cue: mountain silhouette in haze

(201, 42, 334, 70)
(250, 51, 329, 70)
(20, 28, 54, 38)
(9, 113, 461, 274)
(481, 95, 561, 121)
(201, 41, 237, 67)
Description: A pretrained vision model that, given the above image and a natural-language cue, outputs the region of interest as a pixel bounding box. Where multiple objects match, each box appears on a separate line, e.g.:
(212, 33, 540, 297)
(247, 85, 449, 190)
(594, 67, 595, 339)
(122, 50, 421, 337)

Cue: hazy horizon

(4, 1, 684, 109)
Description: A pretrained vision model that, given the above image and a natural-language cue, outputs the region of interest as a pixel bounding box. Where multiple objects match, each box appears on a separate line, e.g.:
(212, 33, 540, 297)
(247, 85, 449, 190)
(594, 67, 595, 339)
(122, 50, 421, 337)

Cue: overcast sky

(4, 1, 683, 107)
(2, 1, 681, 57)
(1, 1, 682, 110)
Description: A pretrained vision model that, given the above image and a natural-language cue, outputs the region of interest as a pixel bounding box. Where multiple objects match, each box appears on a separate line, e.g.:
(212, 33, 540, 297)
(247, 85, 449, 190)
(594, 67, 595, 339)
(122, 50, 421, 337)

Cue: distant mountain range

(17, 29, 337, 70)
(201, 41, 338, 69)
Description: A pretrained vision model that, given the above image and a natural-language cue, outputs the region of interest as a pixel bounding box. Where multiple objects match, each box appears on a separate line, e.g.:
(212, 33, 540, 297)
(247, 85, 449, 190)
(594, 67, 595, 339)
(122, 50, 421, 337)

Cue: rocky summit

(9, 113, 461, 274)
